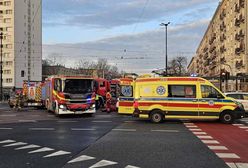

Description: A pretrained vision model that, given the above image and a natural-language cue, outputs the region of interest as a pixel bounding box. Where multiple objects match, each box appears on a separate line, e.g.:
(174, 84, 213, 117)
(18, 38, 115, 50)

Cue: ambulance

(118, 78, 135, 115)
(132, 77, 245, 123)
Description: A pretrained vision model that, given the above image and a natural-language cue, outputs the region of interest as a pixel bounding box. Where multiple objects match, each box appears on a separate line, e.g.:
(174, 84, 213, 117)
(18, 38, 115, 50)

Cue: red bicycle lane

(190, 122, 248, 163)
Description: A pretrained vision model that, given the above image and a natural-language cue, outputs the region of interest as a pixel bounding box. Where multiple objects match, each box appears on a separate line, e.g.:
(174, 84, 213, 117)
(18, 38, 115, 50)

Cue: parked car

(225, 92, 248, 112)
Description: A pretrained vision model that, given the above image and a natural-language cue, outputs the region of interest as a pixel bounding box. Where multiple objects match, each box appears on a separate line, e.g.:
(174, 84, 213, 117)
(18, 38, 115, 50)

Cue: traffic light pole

(0, 32, 3, 101)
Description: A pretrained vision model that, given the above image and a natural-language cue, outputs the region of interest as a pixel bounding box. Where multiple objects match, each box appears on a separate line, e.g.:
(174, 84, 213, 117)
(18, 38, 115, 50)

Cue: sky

(42, 0, 220, 73)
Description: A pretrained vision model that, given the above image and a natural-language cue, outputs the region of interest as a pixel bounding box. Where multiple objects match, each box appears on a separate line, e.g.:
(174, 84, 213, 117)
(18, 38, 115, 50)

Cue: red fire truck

(43, 76, 96, 116)
(94, 78, 110, 107)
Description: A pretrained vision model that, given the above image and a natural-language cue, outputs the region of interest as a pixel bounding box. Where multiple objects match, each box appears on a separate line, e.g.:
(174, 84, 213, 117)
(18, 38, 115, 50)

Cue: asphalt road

(0, 103, 246, 168)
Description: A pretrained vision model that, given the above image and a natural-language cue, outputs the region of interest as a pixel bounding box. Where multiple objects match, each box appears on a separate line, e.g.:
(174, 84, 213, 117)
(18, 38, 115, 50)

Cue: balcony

(203, 47, 208, 53)
(235, 18, 241, 27)
(236, 60, 243, 69)
(220, 57, 226, 63)
(209, 45, 216, 53)
(220, 45, 226, 53)
(235, 3, 240, 12)
(240, 0, 245, 8)
(220, 34, 226, 42)
(203, 53, 208, 60)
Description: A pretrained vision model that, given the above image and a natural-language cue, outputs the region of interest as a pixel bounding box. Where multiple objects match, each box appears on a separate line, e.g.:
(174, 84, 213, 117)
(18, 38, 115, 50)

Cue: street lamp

(160, 22, 170, 76)
(0, 32, 3, 101)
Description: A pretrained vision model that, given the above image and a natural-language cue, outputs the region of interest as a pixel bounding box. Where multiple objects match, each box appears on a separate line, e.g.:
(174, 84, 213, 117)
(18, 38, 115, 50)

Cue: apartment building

(0, 0, 42, 89)
(188, 0, 247, 80)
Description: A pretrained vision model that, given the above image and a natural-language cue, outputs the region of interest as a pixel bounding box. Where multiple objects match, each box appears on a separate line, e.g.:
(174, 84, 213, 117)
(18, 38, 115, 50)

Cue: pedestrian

(105, 91, 112, 113)
(95, 94, 99, 110)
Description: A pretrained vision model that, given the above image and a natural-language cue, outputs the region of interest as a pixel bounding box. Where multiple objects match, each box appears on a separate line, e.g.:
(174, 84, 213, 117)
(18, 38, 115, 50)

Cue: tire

(150, 110, 164, 123)
(220, 111, 234, 124)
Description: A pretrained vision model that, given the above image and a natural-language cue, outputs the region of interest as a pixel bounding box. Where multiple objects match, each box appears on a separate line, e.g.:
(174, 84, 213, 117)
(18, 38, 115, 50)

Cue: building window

(5, 44, 12, 49)
(3, 70, 11, 74)
(4, 18, 11, 23)
(5, 61, 13, 66)
(5, 10, 12, 14)
(4, 1, 11, 6)
(21, 70, 25, 77)
(6, 78, 13, 83)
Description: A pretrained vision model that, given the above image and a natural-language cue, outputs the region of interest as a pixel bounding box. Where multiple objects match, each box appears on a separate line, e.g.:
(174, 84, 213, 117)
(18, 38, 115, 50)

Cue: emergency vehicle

(105, 79, 120, 112)
(95, 78, 110, 108)
(8, 81, 44, 108)
(130, 77, 245, 123)
(118, 78, 135, 114)
(43, 76, 96, 116)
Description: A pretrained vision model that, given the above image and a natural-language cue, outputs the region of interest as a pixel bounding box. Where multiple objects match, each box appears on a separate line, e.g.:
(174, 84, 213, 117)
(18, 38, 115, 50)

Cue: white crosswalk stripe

(43, 150, 71, 158)
(89, 160, 118, 168)
(125, 165, 140, 168)
(196, 135, 213, 139)
(68, 155, 95, 163)
(29, 147, 54, 154)
(235, 163, 248, 168)
(15, 144, 40, 150)
(216, 153, 240, 159)
(208, 146, 228, 150)
(0, 140, 15, 144)
(202, 140, 219, 144)
(3, 142, 27, 147)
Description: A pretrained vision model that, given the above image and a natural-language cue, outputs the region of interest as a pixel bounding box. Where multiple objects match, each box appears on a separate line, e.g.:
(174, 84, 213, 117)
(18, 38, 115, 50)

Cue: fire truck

(94, 78, 110, 108)
(8, 81, 44, 108)
(43, 76, 96, 116)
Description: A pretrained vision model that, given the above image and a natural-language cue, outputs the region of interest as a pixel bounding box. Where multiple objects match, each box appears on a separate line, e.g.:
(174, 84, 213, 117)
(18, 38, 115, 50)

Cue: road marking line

(68, 155, 95, 163)
(29, 128, 55, 131)
(3, 142, 27, 147)
(44, 150, 71, 158)
(232, 124, 244, 126)
(15, 144, 40, 150)
(124, 121, 137, 123)
(235, 163, 248, 168)
(193, 132, 207, 135)
(57, 121, 78, 123)
(112, 129, 136, 132)
(19, 120, 37, 123)
(151, 130, 179, 133)
(0, 140, 15, 144)
(185, 125, 198, 128)
(226, 162, 237, 168)
(216, 153, 240, 159)
(197, 135, 213, 139)
(92, 121, 112, 123)
(183, 123, 195, 125)
(125, 165, 140, 168)
(89, 160, 118, 168)
(239, 126, 248, 129)
(189, 128, 202, 131)
(0, 128, 13, 130)
(71, 128, 96, 131)
(202, 140, 219, 144)
(208, 146, 228, 150)
(30, 115, 41, 117)
(29, 147, 54, 154)
(0, 115, 16, 117)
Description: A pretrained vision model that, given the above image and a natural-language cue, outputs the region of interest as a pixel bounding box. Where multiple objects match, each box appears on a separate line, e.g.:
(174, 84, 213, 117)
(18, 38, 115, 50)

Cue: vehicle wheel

(54, 103, 60, 117)
(150, 110, 164, 123)
(220, 111, 234, 124)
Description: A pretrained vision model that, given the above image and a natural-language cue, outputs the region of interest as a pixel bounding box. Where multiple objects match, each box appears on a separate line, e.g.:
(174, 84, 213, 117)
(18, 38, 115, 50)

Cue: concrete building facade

(0, 0, 42, 89)
(188, 0, 248, 91)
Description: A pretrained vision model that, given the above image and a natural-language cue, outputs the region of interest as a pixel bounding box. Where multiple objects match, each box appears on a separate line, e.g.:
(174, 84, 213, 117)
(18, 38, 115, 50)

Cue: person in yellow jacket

(95, 94, 99, 110)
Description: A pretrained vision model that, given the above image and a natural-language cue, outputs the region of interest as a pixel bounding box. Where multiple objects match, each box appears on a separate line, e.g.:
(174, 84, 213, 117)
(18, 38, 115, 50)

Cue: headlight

(59, 104, 65, 109)
(92, 104, 95, 108)
(235, 101, 244, 109)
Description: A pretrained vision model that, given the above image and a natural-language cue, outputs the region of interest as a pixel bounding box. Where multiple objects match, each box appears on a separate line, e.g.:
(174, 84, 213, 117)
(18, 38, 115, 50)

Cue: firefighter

(14, 90, 22, 110)
(95, 94, 99, 110)
(105, 91, 112, 113)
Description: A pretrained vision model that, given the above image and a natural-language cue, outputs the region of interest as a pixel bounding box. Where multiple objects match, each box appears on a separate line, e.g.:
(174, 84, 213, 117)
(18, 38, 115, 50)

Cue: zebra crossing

(0, 139, 140, 167)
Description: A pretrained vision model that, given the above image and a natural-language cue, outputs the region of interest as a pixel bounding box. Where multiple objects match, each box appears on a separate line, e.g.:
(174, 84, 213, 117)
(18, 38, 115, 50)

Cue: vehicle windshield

(63, 79, 93, 94)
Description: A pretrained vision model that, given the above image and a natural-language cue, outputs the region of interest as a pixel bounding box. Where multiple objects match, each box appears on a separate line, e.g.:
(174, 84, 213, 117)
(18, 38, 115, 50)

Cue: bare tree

(168, 56, 188, 76)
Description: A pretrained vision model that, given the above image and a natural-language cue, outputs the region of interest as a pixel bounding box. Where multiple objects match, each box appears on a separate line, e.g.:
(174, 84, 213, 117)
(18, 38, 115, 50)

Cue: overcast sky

(42, 0, 220, 73)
